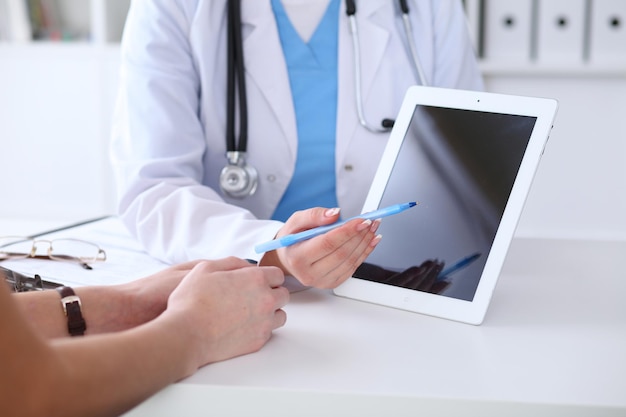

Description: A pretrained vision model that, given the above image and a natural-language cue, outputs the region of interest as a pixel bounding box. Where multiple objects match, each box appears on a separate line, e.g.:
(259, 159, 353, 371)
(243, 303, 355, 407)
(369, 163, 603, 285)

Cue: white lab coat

(111, 0, 483, 264)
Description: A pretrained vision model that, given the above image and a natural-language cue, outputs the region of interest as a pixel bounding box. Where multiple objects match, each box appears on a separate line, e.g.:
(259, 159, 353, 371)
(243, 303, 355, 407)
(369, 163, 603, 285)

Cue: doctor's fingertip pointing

(254, 202, 417, 254)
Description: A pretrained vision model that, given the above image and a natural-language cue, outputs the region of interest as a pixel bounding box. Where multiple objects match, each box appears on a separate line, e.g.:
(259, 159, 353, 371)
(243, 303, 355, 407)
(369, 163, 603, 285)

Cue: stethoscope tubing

(222, 0, 429, 197)
(227, 0, 428, 150)
(346, 0, 427, 133)
(401, 11, 428, 87)
(347, 13, 387, 133)
(226, 0, 248, 156)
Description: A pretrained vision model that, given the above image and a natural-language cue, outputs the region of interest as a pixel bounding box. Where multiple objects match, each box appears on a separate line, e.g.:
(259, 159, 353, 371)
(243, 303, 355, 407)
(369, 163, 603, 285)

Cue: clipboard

(2, 266, 63, 292)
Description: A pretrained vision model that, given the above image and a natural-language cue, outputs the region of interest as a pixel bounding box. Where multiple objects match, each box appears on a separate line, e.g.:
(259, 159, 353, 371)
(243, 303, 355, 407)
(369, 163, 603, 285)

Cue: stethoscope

(220, 0, 258, 198)
(220, 0, 427, 199)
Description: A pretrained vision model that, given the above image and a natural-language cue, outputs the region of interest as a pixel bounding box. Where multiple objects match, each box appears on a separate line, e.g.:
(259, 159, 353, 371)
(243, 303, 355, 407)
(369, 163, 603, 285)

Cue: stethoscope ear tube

(348, 12, 391, 133)
(398, 0, 409, 14)
(226, 0, 247, 153)
(400, 9, 428, 87)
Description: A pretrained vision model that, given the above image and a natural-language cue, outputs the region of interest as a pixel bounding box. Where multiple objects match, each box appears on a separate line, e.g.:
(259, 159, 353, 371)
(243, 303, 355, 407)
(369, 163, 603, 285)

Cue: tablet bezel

(333, 86, 558, 325)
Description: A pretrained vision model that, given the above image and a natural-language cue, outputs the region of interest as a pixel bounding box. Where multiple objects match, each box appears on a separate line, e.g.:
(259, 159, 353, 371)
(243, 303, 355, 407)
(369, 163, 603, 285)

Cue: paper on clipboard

(1, 217, 168, 287)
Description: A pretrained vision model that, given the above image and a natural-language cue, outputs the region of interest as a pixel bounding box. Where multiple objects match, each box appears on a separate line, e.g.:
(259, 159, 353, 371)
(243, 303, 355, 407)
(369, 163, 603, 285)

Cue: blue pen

(254, 202, 418, 254)
(438, 252, 481, 280)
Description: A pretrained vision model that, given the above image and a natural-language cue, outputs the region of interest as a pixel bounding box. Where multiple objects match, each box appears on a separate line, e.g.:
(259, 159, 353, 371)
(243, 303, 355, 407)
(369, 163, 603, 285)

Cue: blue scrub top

(270, 0, 340, 222)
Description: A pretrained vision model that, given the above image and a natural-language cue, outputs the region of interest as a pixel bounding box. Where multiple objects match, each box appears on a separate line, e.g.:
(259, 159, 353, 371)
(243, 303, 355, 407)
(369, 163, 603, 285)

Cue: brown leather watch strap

(56, 286, 87, 337)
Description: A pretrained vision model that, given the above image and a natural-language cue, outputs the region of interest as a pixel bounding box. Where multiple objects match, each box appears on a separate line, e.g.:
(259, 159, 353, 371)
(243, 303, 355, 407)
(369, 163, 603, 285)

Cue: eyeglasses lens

(0, 237, 33, 260)
(49, 239, 101, 262)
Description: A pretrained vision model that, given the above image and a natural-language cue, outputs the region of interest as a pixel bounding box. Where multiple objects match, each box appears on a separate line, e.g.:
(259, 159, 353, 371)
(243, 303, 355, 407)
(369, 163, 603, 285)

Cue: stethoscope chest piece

(220, 151, 259, 198)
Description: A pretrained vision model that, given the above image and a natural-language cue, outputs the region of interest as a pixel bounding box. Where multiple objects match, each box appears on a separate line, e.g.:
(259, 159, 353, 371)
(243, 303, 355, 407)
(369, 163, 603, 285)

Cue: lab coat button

(267, 175, 276, 182)
(344, 164, 354, 172)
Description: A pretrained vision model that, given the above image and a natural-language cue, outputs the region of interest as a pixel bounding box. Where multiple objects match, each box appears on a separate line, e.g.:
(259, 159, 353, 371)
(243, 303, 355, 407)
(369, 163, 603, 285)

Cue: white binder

(5, 0, 32, 42)
(588, 0, 626, 64)
(535, 0, 586, 63)
(482, 0, 534, 63)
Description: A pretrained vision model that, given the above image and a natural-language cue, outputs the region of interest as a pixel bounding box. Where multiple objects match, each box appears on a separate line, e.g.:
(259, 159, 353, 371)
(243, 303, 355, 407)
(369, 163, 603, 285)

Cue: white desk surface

(123, 237, 625, 417)
(3, 218, 624, 416)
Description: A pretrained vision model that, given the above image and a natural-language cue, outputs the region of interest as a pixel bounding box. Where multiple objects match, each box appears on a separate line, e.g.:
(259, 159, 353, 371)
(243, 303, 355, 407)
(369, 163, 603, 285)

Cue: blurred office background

(1, 0, 625, 241)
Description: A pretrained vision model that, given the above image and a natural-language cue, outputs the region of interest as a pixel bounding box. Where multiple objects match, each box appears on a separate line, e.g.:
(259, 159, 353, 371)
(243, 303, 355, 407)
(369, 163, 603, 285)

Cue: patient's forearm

(13, 284, 151, 338)
(5, 314, 198, 417)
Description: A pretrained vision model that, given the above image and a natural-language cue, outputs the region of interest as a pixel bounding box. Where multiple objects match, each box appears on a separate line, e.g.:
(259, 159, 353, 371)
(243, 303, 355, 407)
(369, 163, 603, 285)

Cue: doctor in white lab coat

(111, 0, 483, 288)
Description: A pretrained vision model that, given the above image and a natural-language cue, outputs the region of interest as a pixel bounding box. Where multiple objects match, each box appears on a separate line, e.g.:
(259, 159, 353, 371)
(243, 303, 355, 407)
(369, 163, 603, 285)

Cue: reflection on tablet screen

(353, 105, 537, 302)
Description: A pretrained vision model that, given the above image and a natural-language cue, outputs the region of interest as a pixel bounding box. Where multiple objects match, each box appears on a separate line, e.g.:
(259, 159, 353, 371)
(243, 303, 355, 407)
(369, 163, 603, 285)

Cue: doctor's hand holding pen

(259, 206, 382, 289)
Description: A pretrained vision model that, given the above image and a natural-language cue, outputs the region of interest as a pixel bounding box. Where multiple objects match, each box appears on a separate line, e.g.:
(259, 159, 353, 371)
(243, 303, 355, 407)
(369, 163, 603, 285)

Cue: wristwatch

(56, 286, 87, 336)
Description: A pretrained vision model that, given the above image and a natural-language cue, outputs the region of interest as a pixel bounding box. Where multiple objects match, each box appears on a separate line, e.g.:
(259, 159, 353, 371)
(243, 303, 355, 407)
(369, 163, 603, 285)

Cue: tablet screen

(353, 105, 537, 302)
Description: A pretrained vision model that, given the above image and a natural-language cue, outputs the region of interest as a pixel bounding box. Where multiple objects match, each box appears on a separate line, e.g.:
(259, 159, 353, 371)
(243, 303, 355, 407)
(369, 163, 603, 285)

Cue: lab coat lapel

(240, 1, 297, 158)
(336, 0, 389, 165)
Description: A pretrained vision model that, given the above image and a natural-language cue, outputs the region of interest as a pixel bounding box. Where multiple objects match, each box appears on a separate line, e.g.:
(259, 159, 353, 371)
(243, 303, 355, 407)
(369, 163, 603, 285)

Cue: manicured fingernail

(358, 219, 372, 231)
(371, 234, 382, 247)
(371, 219, 381, 233)
(325, 208, 340, 217)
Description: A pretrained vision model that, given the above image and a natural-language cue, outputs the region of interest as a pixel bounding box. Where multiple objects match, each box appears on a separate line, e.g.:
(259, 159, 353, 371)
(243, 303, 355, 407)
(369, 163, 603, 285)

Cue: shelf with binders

(478, 60, 626, 77)
(0, 0, 130, 44)
(467, 0, 626, 77)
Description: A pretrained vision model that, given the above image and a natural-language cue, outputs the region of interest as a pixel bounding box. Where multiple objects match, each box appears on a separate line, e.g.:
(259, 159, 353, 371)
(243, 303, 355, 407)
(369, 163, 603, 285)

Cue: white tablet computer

(333, 86, 558, 325)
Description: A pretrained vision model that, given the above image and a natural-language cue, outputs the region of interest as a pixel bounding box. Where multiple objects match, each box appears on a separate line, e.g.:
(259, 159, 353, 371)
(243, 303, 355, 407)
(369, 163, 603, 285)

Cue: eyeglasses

(0, 236, 107, 270)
